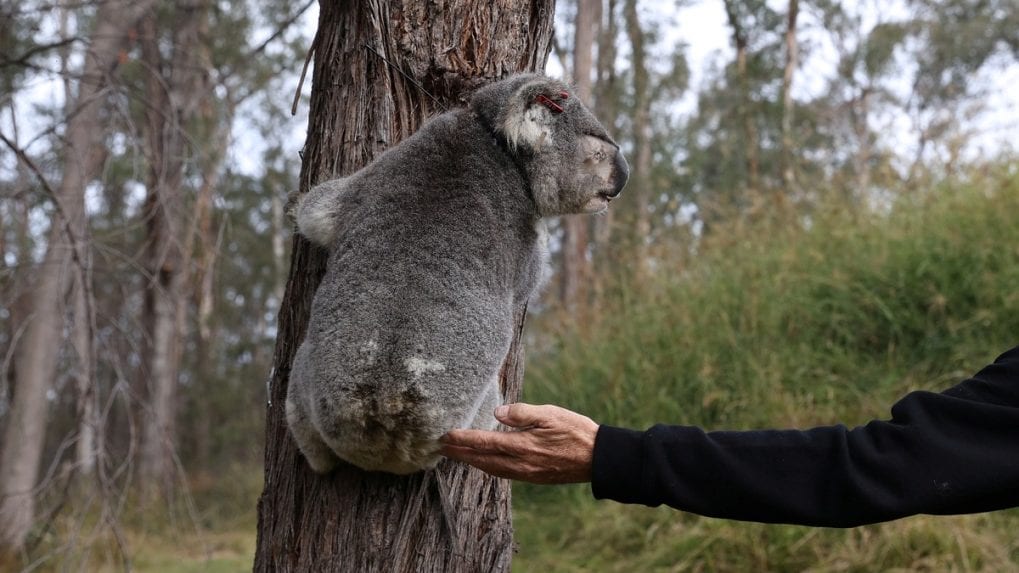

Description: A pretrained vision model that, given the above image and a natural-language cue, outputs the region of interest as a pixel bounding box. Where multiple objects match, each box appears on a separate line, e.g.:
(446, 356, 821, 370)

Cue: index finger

(440, 428, 518, 453)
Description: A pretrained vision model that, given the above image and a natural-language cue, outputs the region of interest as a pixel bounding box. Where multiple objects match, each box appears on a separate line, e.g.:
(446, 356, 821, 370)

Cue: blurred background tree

(1, 0, 1017, 570)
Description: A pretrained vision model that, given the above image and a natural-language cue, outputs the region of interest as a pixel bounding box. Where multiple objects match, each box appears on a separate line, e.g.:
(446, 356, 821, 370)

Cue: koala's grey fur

(287, 74, 629, 474)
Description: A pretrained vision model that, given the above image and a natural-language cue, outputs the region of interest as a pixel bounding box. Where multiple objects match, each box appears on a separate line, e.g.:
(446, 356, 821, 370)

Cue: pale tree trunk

(187, 96, 228, 475)
(560, 0, 599, 310)
(724, 0, 759, 203)
(253, 1, 553, 570)
(0, 0, 158, 554)
(595, 0, 615, 295)
(137, 0, 211, 497)
(624, 0, 651, 270)
(780, 0, 799, 201)
(851, 88, 872, 200)
(72, 277, 97, 477)
(60, 0, 98, 482)
(189, 160, 222, 474)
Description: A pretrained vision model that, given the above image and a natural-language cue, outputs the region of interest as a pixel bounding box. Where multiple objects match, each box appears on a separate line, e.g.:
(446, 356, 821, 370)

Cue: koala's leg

(286, 343, 341, 474)
(293, 178, 350, 247)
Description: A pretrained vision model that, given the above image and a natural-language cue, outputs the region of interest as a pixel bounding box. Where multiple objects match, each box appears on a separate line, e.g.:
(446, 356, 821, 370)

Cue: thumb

(495, 402, 548, 428)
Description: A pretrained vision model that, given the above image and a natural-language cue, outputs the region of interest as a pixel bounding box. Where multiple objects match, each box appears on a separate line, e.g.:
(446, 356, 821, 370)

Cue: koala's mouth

(597, 192, 615, 203)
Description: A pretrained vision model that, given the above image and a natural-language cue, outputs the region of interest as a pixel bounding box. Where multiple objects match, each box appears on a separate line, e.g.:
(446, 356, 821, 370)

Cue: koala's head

(470, 74, 629, 217)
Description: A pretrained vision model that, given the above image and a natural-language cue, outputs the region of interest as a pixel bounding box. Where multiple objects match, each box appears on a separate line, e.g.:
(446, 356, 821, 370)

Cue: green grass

(514, 172, 1019, 571)
(513, 500, 1019, 572)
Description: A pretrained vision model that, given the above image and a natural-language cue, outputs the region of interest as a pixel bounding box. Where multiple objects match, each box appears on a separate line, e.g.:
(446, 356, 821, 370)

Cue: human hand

(439, 403, 599, 484)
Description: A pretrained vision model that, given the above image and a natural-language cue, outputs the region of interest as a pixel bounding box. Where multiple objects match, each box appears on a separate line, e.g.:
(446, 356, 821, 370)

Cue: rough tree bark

(560, 0, 598, 310)
(0, 0, 158, 553)
(137, 0, 212, 496)
(593, 0, 617, 250)
(253, 2, 553, 571)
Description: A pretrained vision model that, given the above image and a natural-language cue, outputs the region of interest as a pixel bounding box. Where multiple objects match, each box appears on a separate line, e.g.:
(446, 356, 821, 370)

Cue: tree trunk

(595, 0, 615, 299)
(623, 0, 651, 270)
(189, 150, 222, 475)
(560, 0, 599, 310)
(724, 0, 759, 202)
(184, 90, 227, 477)
(253, 2, 553, 571)
(780, 0, 799, 199)
(60, 0, 98, 481)
(852, 88, 872, 200)
(137, 0, 211, 496)
(72, 275, 97, 477)
(0, 0, 158, 554)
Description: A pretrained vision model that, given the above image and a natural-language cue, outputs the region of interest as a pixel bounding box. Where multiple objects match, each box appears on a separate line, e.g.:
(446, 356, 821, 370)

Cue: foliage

(516, 170, 1019, 570)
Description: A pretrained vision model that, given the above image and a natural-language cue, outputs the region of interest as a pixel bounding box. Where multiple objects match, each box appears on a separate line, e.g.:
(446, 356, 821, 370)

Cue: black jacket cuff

(591, 425, 652, 505)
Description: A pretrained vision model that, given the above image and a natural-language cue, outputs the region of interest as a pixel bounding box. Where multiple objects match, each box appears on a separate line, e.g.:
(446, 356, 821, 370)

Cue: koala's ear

(471, 75, 568, 152)
(503, 100, 554, 151)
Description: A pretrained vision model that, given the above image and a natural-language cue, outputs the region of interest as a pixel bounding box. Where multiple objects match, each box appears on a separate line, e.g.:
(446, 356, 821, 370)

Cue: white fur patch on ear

(503, 104, 553, 151)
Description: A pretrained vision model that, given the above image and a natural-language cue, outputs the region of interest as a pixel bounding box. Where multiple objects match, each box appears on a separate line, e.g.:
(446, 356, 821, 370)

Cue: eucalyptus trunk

(560, 0, 598, 310)
(137, 0, 212, 496)
(780, 0, 800, 199)
(624, 0, 651, 270)
(724, 0, 760, 201)
(253, 1, 553, 571)
(595, 0, 615, 293)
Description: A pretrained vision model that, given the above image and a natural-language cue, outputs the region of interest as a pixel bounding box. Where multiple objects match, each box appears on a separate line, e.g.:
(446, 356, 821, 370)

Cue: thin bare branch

(0, 37, 81, 69)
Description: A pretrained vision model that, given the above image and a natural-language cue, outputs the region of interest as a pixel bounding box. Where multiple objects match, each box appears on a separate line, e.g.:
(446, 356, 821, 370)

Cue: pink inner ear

(559, 91, 570, 99)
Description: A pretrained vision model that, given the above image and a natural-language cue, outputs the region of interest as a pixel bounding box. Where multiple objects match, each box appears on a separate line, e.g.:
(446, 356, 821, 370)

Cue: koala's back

(288, 112, 543, 474)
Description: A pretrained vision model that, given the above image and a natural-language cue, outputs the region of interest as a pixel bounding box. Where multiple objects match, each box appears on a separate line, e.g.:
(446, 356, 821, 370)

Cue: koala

(286, 74, 629, 475)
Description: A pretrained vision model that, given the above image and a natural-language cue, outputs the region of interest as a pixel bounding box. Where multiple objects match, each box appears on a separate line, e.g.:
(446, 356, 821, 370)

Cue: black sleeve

(590, 346, 1019, 527)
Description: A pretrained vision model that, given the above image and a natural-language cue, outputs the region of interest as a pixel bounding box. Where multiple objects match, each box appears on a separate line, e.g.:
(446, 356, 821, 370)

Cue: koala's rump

(298, 247, 515, 473)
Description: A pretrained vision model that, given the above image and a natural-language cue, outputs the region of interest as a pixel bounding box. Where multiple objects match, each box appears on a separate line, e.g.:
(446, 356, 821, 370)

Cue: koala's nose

(607, 149, 629, 198)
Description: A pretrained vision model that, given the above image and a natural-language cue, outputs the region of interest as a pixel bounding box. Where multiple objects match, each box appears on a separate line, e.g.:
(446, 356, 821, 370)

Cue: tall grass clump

(514, 173, 1019, 571)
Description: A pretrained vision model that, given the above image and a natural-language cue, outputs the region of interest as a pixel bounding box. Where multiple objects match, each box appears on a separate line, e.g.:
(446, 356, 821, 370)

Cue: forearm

(592, 348, 1019, 527)
(593, 421, 937, 527)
